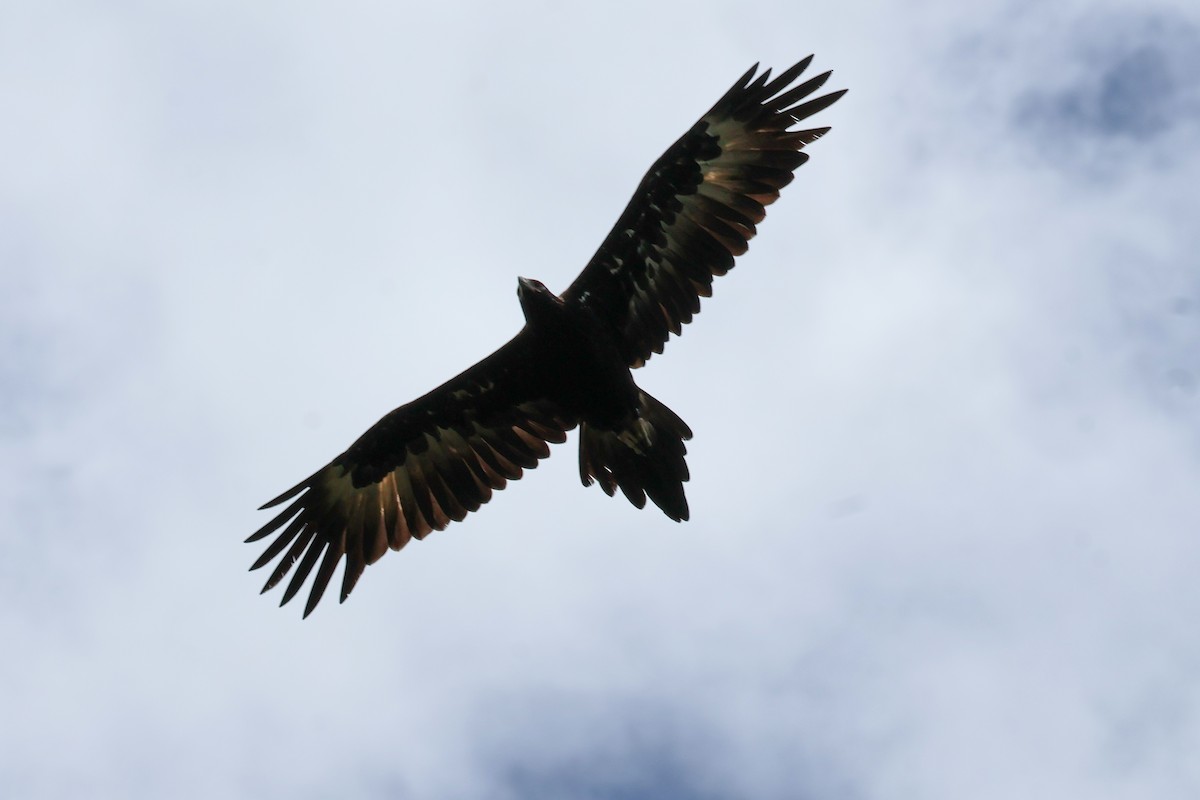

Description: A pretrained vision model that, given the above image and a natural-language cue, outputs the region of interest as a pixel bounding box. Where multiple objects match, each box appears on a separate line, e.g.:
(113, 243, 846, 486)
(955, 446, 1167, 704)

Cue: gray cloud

(1015, 13, 1200, 141)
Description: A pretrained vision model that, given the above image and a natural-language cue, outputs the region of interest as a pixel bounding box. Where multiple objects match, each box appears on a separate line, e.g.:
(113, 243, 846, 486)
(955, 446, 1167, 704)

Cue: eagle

(248, 57, 845, 616)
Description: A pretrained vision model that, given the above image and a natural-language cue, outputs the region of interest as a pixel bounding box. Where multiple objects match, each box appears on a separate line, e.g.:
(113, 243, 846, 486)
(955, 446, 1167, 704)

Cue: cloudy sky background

(3, 1, 1200, 797)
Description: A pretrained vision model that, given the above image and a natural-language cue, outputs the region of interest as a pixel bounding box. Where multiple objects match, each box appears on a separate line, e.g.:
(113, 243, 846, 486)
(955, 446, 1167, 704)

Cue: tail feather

(578, 390, 693, 521)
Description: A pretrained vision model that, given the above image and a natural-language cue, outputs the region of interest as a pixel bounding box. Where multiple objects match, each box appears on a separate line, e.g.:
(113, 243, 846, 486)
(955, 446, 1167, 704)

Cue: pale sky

(3, 1, 1199, 798)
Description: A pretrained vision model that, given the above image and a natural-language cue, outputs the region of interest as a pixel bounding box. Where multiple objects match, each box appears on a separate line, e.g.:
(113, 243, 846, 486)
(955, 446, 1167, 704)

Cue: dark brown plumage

(248, 58, 845, 616)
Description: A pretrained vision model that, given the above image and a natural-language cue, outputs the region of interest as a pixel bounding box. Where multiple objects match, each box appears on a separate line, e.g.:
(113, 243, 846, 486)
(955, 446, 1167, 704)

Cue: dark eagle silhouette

(249, 58, 845, 616)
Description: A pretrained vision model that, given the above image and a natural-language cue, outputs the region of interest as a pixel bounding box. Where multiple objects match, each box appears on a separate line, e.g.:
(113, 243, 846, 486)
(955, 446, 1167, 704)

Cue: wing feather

(248, 331, 576, 616)
(310, 535, 345, 615)
(262, 527, 316, 594)
(564, 59, 844, 367)
(281, 536, 326, 606)
(249, 514, 306, 571)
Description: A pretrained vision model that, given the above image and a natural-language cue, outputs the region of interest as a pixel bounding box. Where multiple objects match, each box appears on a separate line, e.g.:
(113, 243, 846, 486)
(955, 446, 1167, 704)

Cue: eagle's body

(514, 277, 640, 431)
(249, 58, 846, 616)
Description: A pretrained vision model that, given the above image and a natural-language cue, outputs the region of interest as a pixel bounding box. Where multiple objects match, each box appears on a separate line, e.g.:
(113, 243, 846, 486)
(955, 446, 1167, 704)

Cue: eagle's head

(517, 277, 564, 327)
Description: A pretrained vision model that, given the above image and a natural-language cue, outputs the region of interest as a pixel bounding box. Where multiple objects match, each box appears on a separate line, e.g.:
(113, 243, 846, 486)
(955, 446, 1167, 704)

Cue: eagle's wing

(247, 330, 575, 617)
(563, 57, 845, 368)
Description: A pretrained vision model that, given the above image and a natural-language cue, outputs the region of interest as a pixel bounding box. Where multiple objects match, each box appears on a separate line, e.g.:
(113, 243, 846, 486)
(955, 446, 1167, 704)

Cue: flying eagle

(249, 58, 845, 616)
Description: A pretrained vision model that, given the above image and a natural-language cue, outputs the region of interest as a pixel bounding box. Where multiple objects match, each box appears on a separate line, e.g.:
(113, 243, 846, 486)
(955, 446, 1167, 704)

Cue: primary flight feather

(249, 58, 846, 616)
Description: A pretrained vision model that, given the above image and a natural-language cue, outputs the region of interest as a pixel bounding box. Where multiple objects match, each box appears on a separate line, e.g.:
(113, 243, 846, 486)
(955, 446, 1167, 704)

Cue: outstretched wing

(563, 57, 845, 368)
(247, 330, 575, 617)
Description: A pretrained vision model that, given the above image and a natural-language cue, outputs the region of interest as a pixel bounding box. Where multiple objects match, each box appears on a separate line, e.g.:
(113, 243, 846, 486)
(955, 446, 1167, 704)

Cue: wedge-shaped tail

(578, 390, 694, 521)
